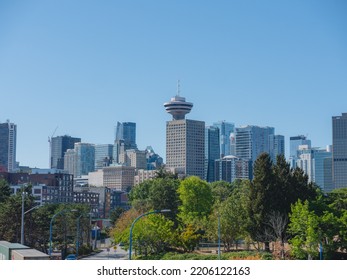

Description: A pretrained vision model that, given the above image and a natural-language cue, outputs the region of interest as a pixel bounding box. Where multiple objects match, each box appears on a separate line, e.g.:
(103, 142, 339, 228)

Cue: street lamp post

(76, 214, 82, 259)
(21, 191, 27, 245)
(49, 209, 77, 256)
(21, 203, 41, 245)
(128, 209, 171, 260)
(76, 213, 91, 259)
(218, 214, 221, 260)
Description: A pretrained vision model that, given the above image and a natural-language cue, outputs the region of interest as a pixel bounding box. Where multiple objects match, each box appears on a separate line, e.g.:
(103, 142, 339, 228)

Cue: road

(81, 239, 128, 260)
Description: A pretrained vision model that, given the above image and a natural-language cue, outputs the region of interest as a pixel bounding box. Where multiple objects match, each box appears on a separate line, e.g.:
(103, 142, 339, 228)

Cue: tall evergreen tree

(247, 153, 274, 247)
(246, 153, 319, 251)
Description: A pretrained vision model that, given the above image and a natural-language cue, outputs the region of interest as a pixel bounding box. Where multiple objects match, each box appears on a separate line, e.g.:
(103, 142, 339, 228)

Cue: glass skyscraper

(115, 122, 137, 150)
(213, 121, 235, 157)
(269, 134, 285, 163)
(114, 122, 137, 164)
(314, 147, 333, 192)
(50, 135, 81, 170)
(95, 144, 114, 170)
(204, 126, 220, 182)
(74, 143, 95, 178)
(332, 113, 347, 189)
(235, 125, 275, 178)
(0, 120, 17, 172)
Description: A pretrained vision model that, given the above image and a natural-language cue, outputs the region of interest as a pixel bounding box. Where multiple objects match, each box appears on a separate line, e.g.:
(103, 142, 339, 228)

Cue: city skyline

(1, 0, 346, 168)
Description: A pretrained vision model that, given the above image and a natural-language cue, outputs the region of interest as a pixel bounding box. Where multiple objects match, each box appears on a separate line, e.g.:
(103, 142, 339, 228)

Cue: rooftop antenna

(177, 79, 180, 96)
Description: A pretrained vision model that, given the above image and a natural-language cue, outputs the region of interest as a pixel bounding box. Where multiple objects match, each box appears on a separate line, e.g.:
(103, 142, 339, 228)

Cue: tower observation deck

(164, 95, 193, 120)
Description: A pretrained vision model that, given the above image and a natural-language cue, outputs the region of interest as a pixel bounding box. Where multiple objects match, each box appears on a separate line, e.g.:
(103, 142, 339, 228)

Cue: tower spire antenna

(177, 79, 180, 96)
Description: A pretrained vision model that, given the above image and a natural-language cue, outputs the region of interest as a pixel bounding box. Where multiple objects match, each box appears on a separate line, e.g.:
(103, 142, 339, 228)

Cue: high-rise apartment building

(332, 113, 347, 189)
(296, 145, 333, 192)
(64, 143, 95, 177)
(213, 121, 235, 157)
(235, 125, 275, 178)
(204, 126, 220, 182)
(50, 135, 81, 170)
(75, 143, 95, 178)
(64, 149, 75, 176)
(114, 122, 137, 164)
(289, 135, 311, 168)
(215, 155, 249, 183)
(269, 134, 285, 163)
(296, 145, 315, 182)
(103, 166, 135, 192)
(124, 149, 147, 170)
(164, 95, 205, 178)
(95, 144, 114, 170)
(315, 146, 333, 192)
(0, 120, 17, 172)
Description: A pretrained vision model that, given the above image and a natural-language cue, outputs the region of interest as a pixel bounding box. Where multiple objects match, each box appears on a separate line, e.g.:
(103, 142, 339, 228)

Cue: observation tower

(164, 82, 193, 120)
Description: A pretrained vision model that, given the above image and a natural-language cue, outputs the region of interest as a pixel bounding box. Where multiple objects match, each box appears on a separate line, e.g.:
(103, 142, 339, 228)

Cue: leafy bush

(134, 251, 273, 260)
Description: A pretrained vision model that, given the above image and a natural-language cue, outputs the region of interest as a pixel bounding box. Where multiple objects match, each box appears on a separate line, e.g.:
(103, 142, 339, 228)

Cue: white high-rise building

(289, 135, 311, 168)
(296, 145, 333, 192)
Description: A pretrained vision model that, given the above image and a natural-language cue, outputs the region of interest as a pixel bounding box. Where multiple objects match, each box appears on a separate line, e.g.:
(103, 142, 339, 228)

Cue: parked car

(65, 254, 77, 260)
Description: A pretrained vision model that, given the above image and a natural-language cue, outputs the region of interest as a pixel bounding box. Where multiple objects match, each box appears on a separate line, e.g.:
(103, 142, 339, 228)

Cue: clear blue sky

(1, 0, 346, 168)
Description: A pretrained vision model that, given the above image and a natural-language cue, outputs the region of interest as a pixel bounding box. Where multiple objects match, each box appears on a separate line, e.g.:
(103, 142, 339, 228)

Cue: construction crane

(48, 126, 58, 168)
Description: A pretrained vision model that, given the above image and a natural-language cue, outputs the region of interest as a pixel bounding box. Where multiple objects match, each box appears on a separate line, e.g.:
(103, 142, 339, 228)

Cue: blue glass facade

(204, 126, 220, 182)
(213, 121, 235, 157)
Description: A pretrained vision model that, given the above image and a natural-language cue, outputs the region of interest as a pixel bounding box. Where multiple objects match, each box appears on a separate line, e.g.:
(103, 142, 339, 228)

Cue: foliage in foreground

(134, 251, 273, 260)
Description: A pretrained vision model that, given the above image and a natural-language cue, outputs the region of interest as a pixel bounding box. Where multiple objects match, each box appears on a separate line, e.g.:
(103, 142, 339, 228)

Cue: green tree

(129, 177, 180, 222)
(327, 187, 347, 212)
(154, 167, 178, 179)
(177, 176, 213, 227)
(176, 224, 202, 252)
(112, 208, 141, 248)
(149, 178, 180, 222)
(0, 195, 22, 242)
(132, 214, 175, 256)
(210, 181, 233, 203)
(207, 185, 248, 251)
(0, 179, 11, 203)
(110, 207, 126, 225)
(111, 208, 175, 256)
(288, 200, 321, 259)
(47, 203, 91, 257)
(0, 189, 36, 243)
(247, 153, 274, 249)
(246, 153, 319, 251)
(128, 180, 152, 212)
(290, 167, 318, 204)
(27, 203, 59, 253)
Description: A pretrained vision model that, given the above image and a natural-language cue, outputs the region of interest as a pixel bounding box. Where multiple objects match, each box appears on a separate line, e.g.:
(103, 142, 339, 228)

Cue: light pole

(128, 209, 171, 260)
(49, 209, 77, 256)
(76, 214, 82, 259)
(21, 191, 27, 245)
(76, 213, 91, 259)
(218, 214, 221, 260)
(21, 202, 41, 245)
